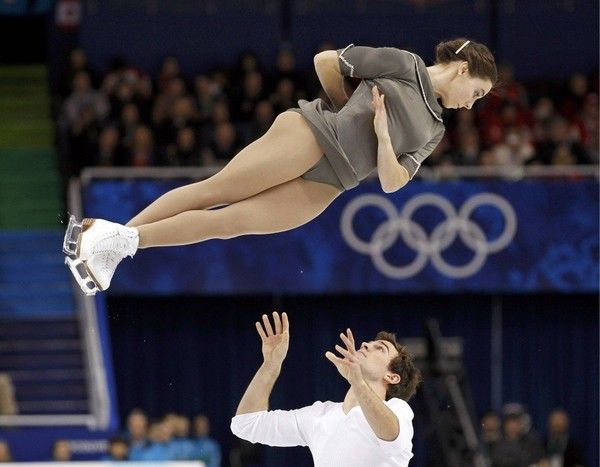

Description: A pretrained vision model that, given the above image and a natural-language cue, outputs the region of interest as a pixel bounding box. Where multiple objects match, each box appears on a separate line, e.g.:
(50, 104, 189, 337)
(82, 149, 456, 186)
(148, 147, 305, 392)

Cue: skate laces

(92, 230, 136, 258)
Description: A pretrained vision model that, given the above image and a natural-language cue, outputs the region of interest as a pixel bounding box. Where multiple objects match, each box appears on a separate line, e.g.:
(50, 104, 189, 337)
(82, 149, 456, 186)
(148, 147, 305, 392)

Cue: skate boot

(63, 215, 138, 261)
(63, 215, 138, 295)
(64, 251, 123, 295)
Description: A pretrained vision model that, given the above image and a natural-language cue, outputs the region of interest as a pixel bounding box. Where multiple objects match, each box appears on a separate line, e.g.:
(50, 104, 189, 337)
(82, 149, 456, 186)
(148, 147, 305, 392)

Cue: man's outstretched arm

(236, 312, 289, 415)
(232, 312, 313, 448)
(326, 330, 400, 441)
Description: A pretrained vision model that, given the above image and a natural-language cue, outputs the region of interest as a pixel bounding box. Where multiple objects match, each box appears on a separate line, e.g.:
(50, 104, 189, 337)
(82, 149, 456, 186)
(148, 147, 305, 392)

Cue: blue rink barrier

(83, 179, 599, 295)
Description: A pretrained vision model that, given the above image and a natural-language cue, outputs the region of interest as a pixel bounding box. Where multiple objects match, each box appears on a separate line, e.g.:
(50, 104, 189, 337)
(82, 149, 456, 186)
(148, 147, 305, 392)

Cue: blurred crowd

(0, 410, 227, 466)
(479, 404, 586, 467)
(55, 46, 598, 178)
(0, 404, 586, 466)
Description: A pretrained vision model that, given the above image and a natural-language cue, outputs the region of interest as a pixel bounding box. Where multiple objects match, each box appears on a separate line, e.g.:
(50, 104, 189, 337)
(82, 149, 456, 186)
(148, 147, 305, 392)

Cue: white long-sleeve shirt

(230, 398, 414, 466)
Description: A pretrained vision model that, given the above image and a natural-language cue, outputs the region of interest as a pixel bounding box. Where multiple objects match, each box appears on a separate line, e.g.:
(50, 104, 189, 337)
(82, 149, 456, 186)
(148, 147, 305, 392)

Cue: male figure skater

(231, 312, 422, 466)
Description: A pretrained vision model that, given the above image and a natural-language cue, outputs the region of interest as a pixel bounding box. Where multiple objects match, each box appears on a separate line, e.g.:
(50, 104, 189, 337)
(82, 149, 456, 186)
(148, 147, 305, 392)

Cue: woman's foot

(63, 216, 139, 295)
(77, 218, 139, 261)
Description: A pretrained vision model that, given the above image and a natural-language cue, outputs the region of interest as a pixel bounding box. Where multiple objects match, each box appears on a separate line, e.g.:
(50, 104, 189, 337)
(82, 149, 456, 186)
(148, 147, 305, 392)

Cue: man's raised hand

(256, 311, 289, 366)
(325, 328, 364, 386)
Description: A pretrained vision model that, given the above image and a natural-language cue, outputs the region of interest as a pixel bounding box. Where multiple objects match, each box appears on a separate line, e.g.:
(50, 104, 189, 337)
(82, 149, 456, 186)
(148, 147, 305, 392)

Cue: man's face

(53, 441, 71, 461)
(482, 414, 500, 433)
(128, 413, 148, 439)
(548, 411, 569, 436)
(194, 416, 210, 437)
(503, 416, 523, 440)
(109, 442, 128, 460)
(356, 340, 400, 385)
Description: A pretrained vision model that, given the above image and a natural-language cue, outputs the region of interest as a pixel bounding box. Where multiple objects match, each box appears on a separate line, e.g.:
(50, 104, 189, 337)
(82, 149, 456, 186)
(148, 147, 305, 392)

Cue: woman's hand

(372, 85, 390, 140)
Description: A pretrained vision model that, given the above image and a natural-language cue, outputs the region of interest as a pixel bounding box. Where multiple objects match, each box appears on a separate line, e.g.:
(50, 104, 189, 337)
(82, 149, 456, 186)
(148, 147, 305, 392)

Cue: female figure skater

(64, 38, 497, 295)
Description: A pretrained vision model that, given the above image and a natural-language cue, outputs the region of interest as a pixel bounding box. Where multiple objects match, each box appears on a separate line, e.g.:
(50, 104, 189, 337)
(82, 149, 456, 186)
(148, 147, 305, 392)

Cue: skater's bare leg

(127, 112, 324, 227)
(135, 178, 341, 248)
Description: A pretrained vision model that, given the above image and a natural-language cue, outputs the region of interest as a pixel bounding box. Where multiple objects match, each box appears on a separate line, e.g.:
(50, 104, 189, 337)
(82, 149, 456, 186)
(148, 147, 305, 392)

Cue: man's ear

(385, 372, 401, 385)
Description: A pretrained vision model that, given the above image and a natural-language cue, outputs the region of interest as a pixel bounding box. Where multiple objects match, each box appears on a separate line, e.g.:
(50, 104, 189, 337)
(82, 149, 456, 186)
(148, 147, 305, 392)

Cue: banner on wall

(83, 179, 599, 294)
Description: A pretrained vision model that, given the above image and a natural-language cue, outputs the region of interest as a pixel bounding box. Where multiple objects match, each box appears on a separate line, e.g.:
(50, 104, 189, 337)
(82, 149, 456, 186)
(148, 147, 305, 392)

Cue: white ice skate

(63, 215, 138, 261)
(63, 215, 138, 295)
(65, 251, 124, 296)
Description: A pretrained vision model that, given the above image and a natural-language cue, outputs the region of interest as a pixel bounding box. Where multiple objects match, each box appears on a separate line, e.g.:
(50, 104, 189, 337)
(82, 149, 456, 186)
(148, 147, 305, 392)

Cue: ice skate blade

(62, 215, 82, 256)
(65, 256, 100, 296)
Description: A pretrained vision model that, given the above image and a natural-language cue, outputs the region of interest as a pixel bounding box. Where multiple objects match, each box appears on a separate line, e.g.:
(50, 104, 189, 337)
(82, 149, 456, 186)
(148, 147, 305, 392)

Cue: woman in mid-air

(64, 38, 497, 295)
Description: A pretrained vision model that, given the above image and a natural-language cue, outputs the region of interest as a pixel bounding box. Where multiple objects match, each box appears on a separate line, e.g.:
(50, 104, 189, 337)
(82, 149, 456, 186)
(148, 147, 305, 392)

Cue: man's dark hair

(108, 436, 129, 447)
(375, 331, 422, 402)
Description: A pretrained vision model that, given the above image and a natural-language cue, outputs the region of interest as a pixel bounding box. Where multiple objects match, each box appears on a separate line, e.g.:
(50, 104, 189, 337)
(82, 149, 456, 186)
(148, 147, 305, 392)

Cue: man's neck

(342, 382, 387, 414)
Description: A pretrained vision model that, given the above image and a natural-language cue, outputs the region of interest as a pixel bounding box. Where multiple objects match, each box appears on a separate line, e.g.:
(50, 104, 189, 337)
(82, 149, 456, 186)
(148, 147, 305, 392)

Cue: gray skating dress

(295, 44, 445, 191)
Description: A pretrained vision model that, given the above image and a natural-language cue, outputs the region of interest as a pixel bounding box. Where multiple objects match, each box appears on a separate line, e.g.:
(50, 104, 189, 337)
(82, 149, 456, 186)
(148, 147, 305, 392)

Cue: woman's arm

(372, 86, 410, 193)
(313, 50, 350, 110)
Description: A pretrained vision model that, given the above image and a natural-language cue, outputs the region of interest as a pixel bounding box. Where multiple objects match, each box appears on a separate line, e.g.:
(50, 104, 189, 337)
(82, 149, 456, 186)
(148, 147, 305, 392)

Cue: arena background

(0, 1, 598, 467)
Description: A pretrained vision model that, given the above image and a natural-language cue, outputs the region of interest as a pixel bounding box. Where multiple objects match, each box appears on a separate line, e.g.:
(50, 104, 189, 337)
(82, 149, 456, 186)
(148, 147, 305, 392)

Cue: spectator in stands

(165, 412, 194, 460)
(96, 125, 124, 167)
(0, 440, 12, 462)
(109, 79, 136, 122)
(531, 97, 556, 143)
(127, 125, 156, 167)
(492, 126, 535, 166)
(62, 70, 109, 131)
(152, 77, 187, 128)
(68, 103, 101, 173)
(191, 414, 221, 467)
(233, 51, 263, 85)
(200, 99, 232, 147)
(194, 74, 222, 123)
(477, 149, 498, 166)
(201, 122, 241, 167)
(491, 403, 545, 467)
(240, 100, 275, 145)
(124, 408, 149, 460)
(270, 78, 298, 115)
(119, 102, 142, 149)
(544, 408, 586, 467)
(156, 96, 200, 157)
(576, 93, 599, 163)
(270, 48, 307, 97)
(133, 74, 155, 124)
(166, 127, 200, 166)
(559, 73, 590, 121)
(60, 48, 99, 98)
(233, 71, 266, 121)
(52, 439, 72, 462)
(533, 116, 590, 165)
(156, 56, 183, 94)
(480, 410, 502, 461)
(141, 419, 174, 460)
(451, 127, 481, 165)
(102, 436, 129, 461)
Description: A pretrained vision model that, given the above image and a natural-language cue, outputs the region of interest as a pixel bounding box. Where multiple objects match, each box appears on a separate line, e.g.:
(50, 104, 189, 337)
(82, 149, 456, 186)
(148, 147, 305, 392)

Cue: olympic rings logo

(340, 193, 517, 279)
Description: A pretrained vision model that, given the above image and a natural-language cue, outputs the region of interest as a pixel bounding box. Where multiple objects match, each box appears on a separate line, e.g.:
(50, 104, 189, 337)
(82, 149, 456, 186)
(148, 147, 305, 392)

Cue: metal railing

(0, 179, 112, 429)
(79, 164, 599, 185)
